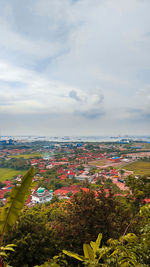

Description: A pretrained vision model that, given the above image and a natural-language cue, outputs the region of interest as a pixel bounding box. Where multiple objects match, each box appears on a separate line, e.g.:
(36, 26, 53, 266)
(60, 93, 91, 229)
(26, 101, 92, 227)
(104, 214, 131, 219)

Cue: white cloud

(0, 60, 105, 118)
(0, 0, 150, 135)
(0, 18, 63, 60)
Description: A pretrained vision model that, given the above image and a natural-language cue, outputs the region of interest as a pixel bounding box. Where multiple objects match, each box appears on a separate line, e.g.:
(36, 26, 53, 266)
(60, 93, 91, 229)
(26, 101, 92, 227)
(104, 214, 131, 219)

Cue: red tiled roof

(40, 170, 46, 173)
(59, 175, 67, 180)
(144, 198, 150, 203)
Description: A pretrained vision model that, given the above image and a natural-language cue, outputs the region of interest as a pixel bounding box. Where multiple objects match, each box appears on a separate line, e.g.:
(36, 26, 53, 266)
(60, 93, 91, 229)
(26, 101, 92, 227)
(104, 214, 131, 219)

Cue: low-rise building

(31, 187, 53, 204)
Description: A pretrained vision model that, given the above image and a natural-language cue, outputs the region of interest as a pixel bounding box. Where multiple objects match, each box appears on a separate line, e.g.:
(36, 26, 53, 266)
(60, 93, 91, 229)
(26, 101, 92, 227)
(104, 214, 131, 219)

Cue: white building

(75, 175, 93, 182)
(31, 187, 53, 204)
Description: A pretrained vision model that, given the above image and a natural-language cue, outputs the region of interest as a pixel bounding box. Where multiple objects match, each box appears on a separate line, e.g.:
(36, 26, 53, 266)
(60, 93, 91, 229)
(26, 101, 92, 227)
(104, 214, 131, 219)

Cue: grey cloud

(93, 92, 104, 105)
(75, 109, 105, 119)
(145, 32, 150, 37)
(69, 89, 104, 119)
(69, 90, 81, 101)
(126, 108, 143, 114)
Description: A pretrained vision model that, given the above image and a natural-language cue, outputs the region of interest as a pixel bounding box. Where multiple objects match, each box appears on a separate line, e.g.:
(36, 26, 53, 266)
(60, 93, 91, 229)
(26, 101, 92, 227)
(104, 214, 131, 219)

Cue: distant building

(31, 187, 53, 204)
(0, 139, 15, 146)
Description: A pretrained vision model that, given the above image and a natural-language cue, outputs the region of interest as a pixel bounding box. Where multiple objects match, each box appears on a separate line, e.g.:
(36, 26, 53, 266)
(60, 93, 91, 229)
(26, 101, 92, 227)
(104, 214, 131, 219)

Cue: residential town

(0, 139, 150, 205)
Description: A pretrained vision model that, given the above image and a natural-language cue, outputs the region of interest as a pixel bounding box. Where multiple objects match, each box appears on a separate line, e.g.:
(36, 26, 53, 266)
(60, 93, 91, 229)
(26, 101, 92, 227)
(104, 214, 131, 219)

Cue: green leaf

(83, 244, 94, 260)
(62, 250, 84, 261)
(1, 246, 15, 252)
(95, 233, 102, 248)
(90, 233, 103, 257)
(120, 233, 138, 244)
(34, 263, 52, 267)
(5, 244, 16, 248)
(109, 249, 120, 257)
(0, 167, 34, 237)
(97, 247, 111, 261)
(90, 241, 96, 251)
(0, 251, 7, 257)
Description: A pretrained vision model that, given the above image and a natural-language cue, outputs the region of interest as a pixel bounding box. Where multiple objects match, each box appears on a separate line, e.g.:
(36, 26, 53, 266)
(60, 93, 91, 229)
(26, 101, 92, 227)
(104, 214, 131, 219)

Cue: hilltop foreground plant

(0, 167, 34, 266)
(63, 233, 111, 266)
(34, 232, 142, 267)
(43, 204, 149, 267)
(63, 233, 140, 266)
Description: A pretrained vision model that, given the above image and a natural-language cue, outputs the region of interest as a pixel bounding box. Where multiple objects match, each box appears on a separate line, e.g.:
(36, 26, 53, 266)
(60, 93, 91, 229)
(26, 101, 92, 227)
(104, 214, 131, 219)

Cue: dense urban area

(0, 138, 150, 266)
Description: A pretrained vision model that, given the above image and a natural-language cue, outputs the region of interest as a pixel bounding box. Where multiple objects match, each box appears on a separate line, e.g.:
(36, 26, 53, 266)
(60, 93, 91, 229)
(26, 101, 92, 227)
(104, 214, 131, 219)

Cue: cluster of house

(0, 143, 150, 205)
(0, 180, 13, 201)
(0, 171, 150, 206)
(26, 167, 132, 206)
(0, 158, 133, 205)
(29, 185, 90, 205)
(91, 168, 132, 191)
(29, 183, 150, 205)
(0, 148, 31, 158)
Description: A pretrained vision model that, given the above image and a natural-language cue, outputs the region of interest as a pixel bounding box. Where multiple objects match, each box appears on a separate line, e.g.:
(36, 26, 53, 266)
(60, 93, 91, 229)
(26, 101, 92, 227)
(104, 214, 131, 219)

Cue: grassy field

(89, 159, 123, 168)
(143, 143, 150, 149)
(0, 168, 26, 182)
(124, 160, 150, 175)
(8, 153, 42, 159)
(89, 159, 107, 166)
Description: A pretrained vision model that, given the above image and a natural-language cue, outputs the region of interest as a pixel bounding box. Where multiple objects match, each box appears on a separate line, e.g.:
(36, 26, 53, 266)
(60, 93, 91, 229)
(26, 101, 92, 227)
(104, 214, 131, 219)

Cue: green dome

(37, 187, 45, 194)
(49, 190, 53, 193)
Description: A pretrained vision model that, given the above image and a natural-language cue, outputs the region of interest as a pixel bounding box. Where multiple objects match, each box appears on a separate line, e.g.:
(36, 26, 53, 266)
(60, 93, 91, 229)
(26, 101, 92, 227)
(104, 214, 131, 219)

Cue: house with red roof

(40, 170, 46, 173)
(53, 185, 81, 198)
(144, 198, 150, 203)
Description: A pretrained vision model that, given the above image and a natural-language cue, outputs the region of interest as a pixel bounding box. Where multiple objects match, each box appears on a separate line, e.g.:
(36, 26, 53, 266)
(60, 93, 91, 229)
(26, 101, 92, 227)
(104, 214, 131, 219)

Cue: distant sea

(1, 135, 150, 143)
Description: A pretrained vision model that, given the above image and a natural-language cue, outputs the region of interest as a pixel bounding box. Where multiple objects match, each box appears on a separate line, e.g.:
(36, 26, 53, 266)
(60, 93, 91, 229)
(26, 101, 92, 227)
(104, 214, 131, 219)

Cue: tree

(6, 207, 56, 267)
(125, 175, 150, 207)
(0, 167, 35, 266)
(0, 183, 6, 189)
(77, 165, 84, 171)
(120, 169, 125, 176)
(134, 204, 150, 266)
(3, 192, 10, 199)
(66, 192, 72, 198)
(52, 189, 134, 254)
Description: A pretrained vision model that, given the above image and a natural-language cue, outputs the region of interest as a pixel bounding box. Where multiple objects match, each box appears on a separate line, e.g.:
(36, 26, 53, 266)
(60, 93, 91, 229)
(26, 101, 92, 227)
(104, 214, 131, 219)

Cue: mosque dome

(37, 187, 45, 194)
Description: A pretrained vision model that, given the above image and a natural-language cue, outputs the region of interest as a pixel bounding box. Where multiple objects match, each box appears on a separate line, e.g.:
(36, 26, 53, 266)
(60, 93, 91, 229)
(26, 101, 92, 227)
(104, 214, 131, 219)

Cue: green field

(8, 153, 42, 159)
(0, 168, 26, 182)
(124, 160, 150, 175)
(143, 143, 150, 149)
(89, 159, 107, 166)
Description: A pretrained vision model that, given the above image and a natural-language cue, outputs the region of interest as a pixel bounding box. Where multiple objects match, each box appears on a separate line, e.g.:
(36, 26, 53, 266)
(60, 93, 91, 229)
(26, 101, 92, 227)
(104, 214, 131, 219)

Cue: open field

(8, 153, 42, 159)
(89, 159, 108, 166)
(89, 159, 123, 168)
(124, 160, 150, 175)
(143, 143, 150, 149)
(0, 168, 26, 182)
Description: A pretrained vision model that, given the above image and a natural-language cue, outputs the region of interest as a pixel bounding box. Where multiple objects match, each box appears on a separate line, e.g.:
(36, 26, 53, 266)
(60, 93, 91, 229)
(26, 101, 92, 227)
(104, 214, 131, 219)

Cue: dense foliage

(4, 188, 147, 266)
(5, 207, 56, 267)
(52, 190, 135, 254)
(0, 158, 30, 170)
(0, 165, 149, 267)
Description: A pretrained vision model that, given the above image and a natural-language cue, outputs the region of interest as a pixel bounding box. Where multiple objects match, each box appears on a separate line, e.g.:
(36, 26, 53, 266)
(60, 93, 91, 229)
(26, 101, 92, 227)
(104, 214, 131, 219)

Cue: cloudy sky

(0, 0, 150, 136)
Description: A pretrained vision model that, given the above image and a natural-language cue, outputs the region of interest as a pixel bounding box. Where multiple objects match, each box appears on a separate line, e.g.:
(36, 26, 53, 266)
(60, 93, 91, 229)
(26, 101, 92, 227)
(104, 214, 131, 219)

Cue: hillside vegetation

(125, 160, 150, 175)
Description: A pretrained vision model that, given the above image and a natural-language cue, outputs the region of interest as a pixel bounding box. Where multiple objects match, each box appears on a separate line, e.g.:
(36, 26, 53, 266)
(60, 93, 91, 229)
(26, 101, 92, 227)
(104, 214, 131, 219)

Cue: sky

(0, 0, 150, 136)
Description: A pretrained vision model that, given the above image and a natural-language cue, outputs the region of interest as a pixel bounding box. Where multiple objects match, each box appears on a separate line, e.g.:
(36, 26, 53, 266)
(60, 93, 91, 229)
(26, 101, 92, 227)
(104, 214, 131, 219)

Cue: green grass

(0, 168, 26, 182)
(124, 160, 150, 175)
(8, 153, 42, 159)
(143, 143, 150, 149)
(89, 159, 107, 166)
